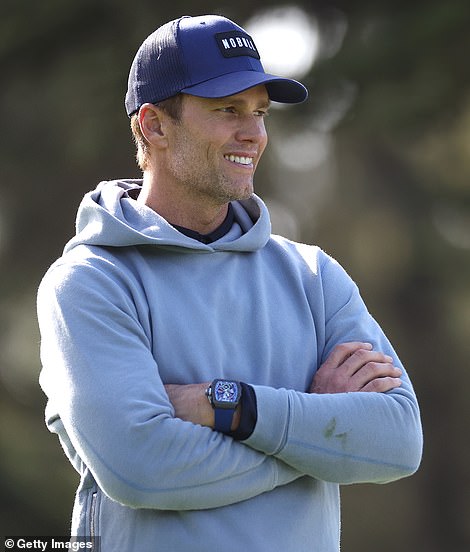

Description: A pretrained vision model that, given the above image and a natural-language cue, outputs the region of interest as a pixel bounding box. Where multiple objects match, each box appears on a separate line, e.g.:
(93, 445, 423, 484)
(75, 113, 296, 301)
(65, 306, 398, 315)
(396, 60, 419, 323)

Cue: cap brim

(181, 71, 308, 104)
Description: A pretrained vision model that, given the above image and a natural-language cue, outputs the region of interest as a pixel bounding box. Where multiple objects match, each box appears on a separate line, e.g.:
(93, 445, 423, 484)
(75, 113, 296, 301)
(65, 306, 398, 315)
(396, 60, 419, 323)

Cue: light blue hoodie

(37, 180, 422, 552)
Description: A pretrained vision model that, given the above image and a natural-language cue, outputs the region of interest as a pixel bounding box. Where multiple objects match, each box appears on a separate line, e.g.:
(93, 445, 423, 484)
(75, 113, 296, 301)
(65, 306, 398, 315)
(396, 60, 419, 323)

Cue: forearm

(167, 378, 422, 485)
(42, 360, 302, 512)
(41, 363, 303, 511)
(241, 342, 422, 483)
(244, 379, 423, 484)
(166, 343, 421, 483)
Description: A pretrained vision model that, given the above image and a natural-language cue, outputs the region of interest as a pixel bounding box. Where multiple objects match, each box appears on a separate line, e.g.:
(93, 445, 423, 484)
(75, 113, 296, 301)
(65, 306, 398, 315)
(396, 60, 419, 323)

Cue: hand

(165, 383, 214, 427)
(310, 342, 402, 394)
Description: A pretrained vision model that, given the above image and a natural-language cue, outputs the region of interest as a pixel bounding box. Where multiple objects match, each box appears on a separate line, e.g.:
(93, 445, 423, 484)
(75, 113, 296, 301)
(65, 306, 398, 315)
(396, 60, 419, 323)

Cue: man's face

(164, 85, 270, 206)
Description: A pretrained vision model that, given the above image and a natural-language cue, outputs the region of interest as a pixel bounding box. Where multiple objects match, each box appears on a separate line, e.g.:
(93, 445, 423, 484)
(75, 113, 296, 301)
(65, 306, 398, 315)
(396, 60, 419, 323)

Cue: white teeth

(225, 155, 253, 165)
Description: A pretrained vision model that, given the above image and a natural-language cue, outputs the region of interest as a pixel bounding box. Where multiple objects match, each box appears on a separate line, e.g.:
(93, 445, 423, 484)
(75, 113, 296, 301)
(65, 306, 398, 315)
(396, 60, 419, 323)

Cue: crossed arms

(165, 342, 403, 430)
(38, 259, 422, 511)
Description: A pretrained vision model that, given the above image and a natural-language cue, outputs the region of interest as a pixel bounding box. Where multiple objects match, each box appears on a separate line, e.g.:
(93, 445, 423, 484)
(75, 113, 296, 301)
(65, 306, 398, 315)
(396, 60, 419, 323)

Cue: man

(37, 14, 422, 552)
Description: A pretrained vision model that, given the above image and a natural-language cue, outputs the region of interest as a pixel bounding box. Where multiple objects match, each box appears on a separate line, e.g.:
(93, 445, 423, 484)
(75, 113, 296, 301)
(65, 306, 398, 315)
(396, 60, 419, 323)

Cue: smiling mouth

(224, 154, 254, 166)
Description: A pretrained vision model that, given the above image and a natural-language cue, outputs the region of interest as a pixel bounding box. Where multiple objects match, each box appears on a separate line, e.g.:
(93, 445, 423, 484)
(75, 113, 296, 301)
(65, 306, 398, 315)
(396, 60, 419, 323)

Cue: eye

(218, 106, 237, 114)
(255, 109, 269, 118)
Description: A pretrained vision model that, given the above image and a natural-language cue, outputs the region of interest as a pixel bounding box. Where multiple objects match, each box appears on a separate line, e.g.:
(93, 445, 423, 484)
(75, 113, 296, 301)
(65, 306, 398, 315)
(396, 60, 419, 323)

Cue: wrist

(204, 380, 257, 439)
(206, 379, 242, 434)
(229, 382, 257, 441)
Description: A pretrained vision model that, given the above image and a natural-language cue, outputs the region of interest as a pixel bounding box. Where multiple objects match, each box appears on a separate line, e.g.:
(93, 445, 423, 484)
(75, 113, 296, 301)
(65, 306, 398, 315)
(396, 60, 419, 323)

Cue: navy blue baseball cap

(125, 14, 308, 116)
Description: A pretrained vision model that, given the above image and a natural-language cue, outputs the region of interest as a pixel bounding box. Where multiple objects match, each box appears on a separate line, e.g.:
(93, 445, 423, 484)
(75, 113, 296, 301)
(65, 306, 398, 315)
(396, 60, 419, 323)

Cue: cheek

(258, 121, 268, 152)
(256, 133, 268, 165)
(184, 128, 219, 162)
(261, 133, 268, 154)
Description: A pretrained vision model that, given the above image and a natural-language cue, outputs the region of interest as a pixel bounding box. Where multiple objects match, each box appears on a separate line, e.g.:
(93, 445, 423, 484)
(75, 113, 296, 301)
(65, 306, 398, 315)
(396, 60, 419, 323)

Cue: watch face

(214, 380, 239, 404)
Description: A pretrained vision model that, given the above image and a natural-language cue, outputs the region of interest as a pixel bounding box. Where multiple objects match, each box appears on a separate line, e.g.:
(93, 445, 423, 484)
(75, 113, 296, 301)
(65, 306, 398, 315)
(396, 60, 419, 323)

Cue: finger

(351, 361, 402, 387)
(361, 376, 402, 393)
(323, 342, 373, 369)
(342, 349, 395, 377)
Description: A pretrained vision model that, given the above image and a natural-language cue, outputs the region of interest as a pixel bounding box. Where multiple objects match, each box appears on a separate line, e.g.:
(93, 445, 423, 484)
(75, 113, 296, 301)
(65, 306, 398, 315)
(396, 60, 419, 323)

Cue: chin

(232, 182, 254, 201)
(212, 177, 254, 204)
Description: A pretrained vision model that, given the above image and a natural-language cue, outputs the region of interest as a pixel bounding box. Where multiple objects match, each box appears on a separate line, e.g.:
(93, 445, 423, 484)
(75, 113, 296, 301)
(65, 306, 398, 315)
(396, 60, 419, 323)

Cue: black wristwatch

(206, 379, 242, 434)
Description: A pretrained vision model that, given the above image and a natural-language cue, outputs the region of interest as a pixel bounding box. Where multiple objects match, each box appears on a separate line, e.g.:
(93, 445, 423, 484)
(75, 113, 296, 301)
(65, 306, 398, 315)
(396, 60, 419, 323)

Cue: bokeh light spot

(245, 6, 319, 79)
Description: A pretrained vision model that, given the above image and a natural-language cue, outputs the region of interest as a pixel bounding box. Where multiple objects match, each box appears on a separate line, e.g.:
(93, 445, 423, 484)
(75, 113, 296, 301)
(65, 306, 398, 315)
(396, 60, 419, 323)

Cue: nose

(235, 114, 268, 146)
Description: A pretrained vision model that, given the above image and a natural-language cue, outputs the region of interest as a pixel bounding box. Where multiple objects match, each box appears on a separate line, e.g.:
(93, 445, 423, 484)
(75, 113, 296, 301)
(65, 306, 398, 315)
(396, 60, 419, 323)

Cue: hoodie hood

(64, 180, 272, 254)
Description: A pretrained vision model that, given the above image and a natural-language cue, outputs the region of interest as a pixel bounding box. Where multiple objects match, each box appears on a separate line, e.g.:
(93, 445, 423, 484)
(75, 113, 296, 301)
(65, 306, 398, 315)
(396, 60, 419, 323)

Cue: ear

(138, 103, 169, 148)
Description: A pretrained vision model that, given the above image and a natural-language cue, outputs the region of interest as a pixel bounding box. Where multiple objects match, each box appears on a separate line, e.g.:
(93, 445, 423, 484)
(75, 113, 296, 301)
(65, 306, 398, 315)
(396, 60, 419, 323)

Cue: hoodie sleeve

(37, 258, 302, 511)
(243, 252, 423, 484)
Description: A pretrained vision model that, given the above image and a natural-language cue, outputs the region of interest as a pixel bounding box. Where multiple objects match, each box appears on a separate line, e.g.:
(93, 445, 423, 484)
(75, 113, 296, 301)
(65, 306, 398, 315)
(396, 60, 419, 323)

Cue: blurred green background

(1, 0, 469, 550)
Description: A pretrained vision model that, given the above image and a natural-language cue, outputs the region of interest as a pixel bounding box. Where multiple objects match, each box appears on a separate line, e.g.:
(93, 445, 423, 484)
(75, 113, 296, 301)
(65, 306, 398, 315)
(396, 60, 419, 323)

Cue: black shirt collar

(173, 204, 235, 244)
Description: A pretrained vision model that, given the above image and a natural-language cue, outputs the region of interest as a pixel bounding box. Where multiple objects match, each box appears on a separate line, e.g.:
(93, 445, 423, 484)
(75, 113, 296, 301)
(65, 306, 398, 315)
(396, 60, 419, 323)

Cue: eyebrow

(216, 96, 271, 110)
(257, 99, 272, 110)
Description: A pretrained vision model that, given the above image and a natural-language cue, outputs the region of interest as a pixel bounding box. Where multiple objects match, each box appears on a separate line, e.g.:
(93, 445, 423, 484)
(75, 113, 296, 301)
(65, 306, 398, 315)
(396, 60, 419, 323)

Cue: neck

(137, 171, 229, 235)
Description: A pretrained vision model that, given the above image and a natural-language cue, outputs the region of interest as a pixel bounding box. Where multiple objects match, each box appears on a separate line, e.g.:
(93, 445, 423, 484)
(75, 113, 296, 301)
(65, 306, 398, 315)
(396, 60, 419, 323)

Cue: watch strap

(214, 407, 235, 433)
(228, 383, 257, 441)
